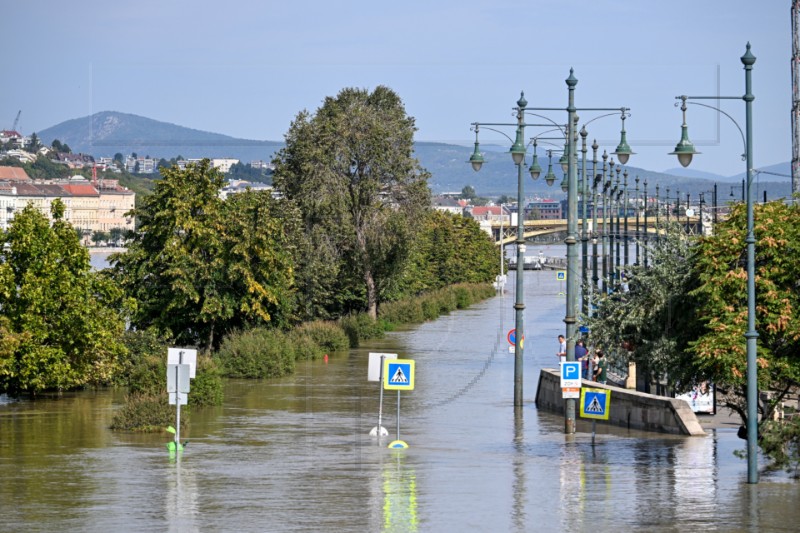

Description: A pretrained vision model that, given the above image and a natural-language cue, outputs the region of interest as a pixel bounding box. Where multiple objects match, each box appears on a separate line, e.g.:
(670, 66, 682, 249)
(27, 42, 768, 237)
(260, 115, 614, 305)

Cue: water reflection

(2, 265, 800, 531)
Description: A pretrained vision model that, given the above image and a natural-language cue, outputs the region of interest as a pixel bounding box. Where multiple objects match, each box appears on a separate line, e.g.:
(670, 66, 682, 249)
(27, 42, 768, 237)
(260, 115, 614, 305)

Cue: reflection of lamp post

(669, 43, 758, 484)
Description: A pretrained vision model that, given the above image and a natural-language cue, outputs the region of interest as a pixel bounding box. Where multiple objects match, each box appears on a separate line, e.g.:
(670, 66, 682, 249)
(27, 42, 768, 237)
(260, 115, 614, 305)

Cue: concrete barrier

(535, 368, 706, 436)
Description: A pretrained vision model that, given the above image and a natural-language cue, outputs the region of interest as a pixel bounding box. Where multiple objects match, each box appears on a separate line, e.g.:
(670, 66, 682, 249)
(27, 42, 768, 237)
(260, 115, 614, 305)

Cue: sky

(1, 0, 792, 177)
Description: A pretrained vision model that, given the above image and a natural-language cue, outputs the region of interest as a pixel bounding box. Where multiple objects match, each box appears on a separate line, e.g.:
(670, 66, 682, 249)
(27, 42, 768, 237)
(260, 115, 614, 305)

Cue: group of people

(556, 335, 607, 384)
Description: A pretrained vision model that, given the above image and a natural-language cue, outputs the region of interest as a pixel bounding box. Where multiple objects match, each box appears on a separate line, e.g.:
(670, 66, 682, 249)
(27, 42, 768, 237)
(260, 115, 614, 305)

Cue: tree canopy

(272, 86, 431, 319)
(110, 159, 299, 349)
(0, 200, 128, 396)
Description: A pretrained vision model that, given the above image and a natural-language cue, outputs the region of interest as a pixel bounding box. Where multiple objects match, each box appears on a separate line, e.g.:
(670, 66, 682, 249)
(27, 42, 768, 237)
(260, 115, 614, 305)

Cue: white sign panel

(167, 364, 191, 393)
(560, 361, 582, 389)
(168, 391, 189, 405)
(168, 348, 197, 378)
(368, 353, 397, 382)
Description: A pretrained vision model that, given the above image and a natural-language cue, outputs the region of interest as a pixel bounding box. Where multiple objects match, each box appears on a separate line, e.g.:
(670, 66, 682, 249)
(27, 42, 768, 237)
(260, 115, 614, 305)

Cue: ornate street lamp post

(669, 43, 758, 483)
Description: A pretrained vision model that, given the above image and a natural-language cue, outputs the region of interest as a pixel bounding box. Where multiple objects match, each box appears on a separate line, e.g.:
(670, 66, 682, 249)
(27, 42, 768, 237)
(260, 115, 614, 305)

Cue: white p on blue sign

(560, 361, 582, 388)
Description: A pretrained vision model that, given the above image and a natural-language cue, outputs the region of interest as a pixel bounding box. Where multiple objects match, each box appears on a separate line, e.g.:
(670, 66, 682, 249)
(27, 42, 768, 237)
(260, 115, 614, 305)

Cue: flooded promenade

(3, 245, 800, 532)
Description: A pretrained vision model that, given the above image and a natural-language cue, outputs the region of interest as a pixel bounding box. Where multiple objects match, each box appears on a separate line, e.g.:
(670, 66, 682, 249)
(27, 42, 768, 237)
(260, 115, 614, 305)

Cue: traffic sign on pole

(580, 388, 611, 420)
(384, 359, 415, 391)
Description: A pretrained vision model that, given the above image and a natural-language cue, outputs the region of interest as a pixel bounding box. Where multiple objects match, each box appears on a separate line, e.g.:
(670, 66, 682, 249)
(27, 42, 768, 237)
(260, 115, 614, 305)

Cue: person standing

(575, 339, 589, 379)
(593, 349, 607, 384)
(556, 335, 567, 362)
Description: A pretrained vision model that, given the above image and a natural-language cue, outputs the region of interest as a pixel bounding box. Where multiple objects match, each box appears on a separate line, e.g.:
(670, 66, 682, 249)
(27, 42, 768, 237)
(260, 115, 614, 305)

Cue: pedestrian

(556, 334, 566, 362)
(593, 349, 607, 384)
(575, 339, 589, 379)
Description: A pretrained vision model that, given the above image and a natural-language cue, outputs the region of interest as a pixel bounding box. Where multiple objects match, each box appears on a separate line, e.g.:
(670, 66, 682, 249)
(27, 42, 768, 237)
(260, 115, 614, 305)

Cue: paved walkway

(696, 406, 742, 430)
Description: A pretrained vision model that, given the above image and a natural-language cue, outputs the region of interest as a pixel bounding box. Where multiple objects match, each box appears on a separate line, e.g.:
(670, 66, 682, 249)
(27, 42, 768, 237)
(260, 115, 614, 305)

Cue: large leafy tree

(110, 160, 298, 349)
(0, 200, 128, 396)
(587, 224, 696, 387)
(397, 210, 498, 296)
(688, 201, 800, 424)
(273, 86, 431, 319)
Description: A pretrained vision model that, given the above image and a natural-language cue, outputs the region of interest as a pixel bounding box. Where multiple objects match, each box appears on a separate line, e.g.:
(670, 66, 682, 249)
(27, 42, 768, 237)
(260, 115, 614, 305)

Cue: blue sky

(1, 0, 791, 176)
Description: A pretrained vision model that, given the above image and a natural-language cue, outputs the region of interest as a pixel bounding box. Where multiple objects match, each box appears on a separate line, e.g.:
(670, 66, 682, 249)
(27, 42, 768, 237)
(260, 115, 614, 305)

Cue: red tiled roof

(0, 166, 32, 181)
(471, 206, 502, 216)
(60, 184, 99, 196)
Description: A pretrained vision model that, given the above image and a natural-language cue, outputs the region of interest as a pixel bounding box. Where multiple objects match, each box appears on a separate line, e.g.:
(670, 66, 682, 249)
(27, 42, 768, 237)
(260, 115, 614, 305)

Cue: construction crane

(11, 110, 21, 132)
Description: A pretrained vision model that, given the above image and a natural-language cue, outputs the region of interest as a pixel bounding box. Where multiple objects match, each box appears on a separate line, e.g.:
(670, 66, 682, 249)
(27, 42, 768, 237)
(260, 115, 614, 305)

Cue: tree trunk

(365, 269, 377, 320)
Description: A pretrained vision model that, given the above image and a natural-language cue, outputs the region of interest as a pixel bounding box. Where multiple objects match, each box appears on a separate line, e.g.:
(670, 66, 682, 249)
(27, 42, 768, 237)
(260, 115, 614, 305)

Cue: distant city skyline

(2, 0, 792, 177)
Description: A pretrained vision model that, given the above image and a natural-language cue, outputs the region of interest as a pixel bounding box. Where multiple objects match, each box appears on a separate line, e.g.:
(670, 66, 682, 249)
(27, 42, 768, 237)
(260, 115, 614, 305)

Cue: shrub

(111, 392, 181, 432)
(293, 321, 349, 353)
(287, 331, 326, 361)
(215, 328, 296, 379)
(379, 299, 424, 325)
(339, 313, 385, 348)
(115, 329, 171, 389)
(189, 355, 224, 406)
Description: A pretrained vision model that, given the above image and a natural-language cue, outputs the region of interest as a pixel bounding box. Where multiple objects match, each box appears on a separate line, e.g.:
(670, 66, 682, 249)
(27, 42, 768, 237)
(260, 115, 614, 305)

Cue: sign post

(579, 388, 611, 445)
(166, 348, 197, 452)
(384, 359, 415, 449)
(368, 353, 397, 439)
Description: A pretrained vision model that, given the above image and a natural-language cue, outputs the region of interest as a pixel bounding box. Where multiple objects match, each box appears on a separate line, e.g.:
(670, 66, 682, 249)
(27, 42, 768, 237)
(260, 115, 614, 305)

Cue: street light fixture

(669, 43, 758, 484)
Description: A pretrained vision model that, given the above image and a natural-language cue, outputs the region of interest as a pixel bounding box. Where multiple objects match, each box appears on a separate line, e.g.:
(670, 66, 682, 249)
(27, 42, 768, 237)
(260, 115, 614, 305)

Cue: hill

(38, 111, 282, 163)
(36, 112, 793, 200)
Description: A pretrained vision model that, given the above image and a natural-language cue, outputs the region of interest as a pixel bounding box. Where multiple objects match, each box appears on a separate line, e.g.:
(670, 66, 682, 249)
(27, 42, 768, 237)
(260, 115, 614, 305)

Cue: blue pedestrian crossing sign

(556, 271, 566, 281)
(384, 359, 415, 391)
(580, 388, 611, 420)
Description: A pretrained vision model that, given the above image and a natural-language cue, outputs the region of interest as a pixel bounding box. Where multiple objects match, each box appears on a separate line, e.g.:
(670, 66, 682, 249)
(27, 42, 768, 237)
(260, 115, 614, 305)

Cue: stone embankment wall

(535, 368, 706, 436)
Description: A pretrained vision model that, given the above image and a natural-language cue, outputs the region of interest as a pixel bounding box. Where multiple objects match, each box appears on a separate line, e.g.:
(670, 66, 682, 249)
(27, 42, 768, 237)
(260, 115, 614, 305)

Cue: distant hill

(36, 111, 793, 199)
(38, 111, 282, 163)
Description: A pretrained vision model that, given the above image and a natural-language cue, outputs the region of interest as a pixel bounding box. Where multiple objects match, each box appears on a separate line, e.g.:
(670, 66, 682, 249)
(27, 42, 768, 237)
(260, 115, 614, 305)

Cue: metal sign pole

(396, 390, 401, 442)
(377, 355, 385, 444)
(175, 363, 181, 447)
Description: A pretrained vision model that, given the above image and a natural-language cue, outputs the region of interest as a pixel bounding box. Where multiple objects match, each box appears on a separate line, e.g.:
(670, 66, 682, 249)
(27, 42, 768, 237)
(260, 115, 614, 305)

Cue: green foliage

(214, 328, 296, 379)
(758, 417, 800, 477)
(292, 321, 350, 353)
(587, 224, 696, 382)
(339, 313, 386, 348)
(688, 201, 800, 425)
(273, 86, 431, 319)
(0, 200, 129, 396)
(110, 160, 299, 350)
(378, 283, 495, 327)
(396, 211, 498, 296)
(110, 392, 179, 432)
(189, 356, 224, 406)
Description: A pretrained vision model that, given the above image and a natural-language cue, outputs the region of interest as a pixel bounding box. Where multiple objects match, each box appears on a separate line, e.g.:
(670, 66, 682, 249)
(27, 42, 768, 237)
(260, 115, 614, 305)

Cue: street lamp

(669, 43, 758, 484)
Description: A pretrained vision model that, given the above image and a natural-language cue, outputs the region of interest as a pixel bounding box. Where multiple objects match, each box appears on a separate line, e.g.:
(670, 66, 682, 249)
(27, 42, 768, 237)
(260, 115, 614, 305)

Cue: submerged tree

(111, 160, 298, 349)
(273, 86, 431, 320)
(0, 200, 128, 396)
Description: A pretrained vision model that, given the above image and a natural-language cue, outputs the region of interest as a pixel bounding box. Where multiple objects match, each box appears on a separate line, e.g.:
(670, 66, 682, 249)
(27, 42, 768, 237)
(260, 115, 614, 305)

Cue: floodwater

(3, 245, 800, 532)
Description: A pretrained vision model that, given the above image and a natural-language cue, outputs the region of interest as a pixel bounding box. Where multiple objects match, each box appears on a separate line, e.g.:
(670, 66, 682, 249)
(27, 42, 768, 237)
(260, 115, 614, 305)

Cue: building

(431, 195, 463, 215)
(0, 166, 32, 181)
(527, 199, 562, 220)
(210, 158, 240, 173)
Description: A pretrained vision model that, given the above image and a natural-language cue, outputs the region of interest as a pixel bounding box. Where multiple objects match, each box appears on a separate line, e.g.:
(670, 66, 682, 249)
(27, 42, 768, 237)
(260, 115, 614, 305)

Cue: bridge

(488, 216, 704, 245)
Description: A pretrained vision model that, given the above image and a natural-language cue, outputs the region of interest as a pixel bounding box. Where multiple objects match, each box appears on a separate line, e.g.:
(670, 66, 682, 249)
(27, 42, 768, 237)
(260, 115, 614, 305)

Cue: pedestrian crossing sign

(580, 388, 610, 420)
(384, 359, 415, 391)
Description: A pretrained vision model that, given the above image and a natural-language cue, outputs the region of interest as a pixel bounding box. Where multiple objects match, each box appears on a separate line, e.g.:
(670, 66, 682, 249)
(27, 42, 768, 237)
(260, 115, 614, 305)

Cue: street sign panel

(368, 352, 397, 382)
(580, 388, 611, 420)
(560, 361, 582, 388)
(556, 270, 566, 281)
(168, 348, 197, 378)
(384, 359, 415, 390)
(507, 329, 516, 346)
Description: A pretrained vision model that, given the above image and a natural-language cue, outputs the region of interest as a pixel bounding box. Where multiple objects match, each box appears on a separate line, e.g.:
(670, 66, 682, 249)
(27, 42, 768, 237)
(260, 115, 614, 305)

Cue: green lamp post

(670, 43, 758, 484)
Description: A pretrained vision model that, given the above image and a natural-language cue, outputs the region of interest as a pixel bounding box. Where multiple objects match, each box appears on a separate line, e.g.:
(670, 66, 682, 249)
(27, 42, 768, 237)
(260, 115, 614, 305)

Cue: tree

(461, 185, 477, 201)
(51, 139, 63, 152)
(110, 160, 299, 349)
(92, 230, 110, 246)
(688, 201, 800, 426)
(587, 224, 696, 389)
(273, 86, 431, 319)
(114, 153, 124, 164)
(27, 132, 41, 153)
(0, 200, 128, 396)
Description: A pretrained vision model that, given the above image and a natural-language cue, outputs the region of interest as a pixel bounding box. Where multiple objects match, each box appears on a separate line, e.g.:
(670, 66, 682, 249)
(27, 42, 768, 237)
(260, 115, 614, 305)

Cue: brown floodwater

(3, 252, 799, 532)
